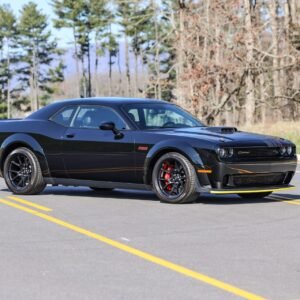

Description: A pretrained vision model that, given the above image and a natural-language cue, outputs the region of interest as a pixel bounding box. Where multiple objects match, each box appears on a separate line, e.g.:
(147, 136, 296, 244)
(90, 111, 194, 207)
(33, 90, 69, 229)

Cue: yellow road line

(268, 196, 300, 206)
(270, 194, 293, 200)
(7, 196, 52, 212)
(0, 198, 264, 300)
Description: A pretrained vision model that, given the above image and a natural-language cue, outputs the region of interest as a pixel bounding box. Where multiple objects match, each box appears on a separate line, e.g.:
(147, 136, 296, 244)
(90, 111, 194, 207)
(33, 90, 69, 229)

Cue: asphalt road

(1, 170, 300, 300)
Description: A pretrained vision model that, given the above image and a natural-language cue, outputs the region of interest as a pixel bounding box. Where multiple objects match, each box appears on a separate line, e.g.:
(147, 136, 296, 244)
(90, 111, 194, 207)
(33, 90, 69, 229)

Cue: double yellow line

(0, 196, 265, 300)
(268, 194, 300, 205)
(6, 196, 52, 211)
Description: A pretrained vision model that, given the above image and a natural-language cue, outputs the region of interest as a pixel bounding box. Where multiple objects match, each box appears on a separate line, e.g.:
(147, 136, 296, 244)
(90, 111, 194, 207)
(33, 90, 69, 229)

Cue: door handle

(66, 133, 75, 138)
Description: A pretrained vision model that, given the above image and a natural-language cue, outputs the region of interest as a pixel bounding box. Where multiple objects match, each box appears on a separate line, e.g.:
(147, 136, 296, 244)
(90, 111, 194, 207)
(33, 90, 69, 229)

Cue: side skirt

(44, 177, 152, 191)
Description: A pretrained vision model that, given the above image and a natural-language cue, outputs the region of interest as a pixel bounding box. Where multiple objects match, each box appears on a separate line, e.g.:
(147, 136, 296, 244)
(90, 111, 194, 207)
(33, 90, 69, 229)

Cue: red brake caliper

(162, 162, 173, 191)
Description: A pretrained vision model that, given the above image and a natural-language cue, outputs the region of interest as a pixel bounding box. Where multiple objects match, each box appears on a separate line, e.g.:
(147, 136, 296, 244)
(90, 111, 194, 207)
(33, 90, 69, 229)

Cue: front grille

(235, 147, 280, 159)
(228, 173, 285, 187)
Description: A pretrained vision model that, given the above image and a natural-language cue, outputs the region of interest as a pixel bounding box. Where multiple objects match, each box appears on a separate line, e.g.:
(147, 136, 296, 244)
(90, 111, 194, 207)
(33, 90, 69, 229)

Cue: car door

(46, 105, 78, 179)
(62, 105, 136, 183)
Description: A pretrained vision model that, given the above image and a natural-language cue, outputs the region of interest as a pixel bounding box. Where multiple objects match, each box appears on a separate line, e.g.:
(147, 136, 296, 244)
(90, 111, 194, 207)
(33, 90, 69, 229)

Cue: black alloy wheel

(158, 158, 186, 198)
(8, 152, 32, 189)
(4, 147, 46, 195)
(152, 152, 199, 204)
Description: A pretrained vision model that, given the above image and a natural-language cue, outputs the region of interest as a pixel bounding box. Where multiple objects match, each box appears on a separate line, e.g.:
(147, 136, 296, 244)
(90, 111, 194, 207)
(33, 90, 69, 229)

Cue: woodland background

(0, 0, 299, 143)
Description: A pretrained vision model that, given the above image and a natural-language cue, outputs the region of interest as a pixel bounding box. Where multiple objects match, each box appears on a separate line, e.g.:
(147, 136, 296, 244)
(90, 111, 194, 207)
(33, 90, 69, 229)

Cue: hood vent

(202, 127, 238, 134)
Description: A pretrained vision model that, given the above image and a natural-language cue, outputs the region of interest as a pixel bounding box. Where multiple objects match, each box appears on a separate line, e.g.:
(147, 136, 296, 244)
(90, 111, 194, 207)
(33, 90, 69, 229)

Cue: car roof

(27, 97, 169, 120)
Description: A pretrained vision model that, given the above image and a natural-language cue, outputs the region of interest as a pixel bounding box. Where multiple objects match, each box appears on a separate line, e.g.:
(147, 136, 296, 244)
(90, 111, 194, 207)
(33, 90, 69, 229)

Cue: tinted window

(51, 106, 76, 127)
(123, 104, 203, 129)
(72, 106, 127, 129)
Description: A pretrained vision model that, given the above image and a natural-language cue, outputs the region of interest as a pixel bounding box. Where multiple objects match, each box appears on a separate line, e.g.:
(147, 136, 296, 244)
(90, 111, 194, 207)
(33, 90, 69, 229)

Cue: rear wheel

(238, 192, 272, 198)
(152, 152, 199, 204)
(3, 147, 46, 195)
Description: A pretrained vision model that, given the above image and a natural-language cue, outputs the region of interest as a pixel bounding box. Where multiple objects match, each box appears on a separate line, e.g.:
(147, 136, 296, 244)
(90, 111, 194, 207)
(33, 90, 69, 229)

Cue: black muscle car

(0, 97, 297, 203)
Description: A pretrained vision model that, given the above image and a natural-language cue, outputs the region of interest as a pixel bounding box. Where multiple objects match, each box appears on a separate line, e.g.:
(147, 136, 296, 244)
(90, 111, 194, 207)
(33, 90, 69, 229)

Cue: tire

(90, 187, 113, 192)
(3, 147, 46, 195)
(238, 192, 272, 198)
(152, 152, 199, 204)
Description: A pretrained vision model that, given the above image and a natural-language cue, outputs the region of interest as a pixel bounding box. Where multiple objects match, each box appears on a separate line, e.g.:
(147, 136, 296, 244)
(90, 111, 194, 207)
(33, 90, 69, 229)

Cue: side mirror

(100, 122, 124, 139)
(100, 121, 115, 131)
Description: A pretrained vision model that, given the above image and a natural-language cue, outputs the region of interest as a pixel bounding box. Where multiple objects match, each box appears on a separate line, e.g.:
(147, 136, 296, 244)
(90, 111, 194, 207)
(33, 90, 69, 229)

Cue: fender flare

(0, 133, 50, 177)
(143, 140, 205, 185)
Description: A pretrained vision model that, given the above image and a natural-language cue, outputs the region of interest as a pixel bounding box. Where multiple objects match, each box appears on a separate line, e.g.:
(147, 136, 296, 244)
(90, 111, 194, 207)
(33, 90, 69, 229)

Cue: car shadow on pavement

(1, 186, 299, 205)
(40, 186, 159, 201)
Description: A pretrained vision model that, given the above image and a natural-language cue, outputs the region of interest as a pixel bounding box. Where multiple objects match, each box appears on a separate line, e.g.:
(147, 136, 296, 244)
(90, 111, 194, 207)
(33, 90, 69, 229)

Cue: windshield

(123, 103, 203, 129)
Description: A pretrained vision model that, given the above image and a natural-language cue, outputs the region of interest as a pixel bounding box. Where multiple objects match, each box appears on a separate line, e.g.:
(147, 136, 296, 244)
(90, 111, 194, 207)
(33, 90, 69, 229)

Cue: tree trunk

(203, 0, 210, 63)
(6, 42, 11, 118)
(87, 38, 92, 97)
(117, 46, 122, 95)
(109, 51, 113, 96)
(154, 8, 161, 99)
(134, 51, 138, 97)
(176, 2, 185, 106)
(73, 26, 81, 98)
(31, 44, 39, 111)
(269, 0, 282, 120)
(81, 53, 87, 98)
(244, 0, 255, 125)
(94, 35, 99, 96)
(124, 33, 131, 96)
(215, 21, 221, 125)
(108, 25, 113, 96)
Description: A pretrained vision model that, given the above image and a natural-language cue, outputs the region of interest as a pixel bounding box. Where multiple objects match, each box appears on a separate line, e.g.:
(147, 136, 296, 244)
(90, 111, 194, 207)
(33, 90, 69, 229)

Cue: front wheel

(3, 147, 46, 195)
(152, 152, 199, 204)
(238, 192, 272, 199)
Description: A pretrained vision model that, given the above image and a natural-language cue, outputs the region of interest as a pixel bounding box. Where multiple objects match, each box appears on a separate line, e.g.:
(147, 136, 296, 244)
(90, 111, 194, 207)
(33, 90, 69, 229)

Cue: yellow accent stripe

(210, 187, 295, 195)
(197, 169, 212, 174)
(0, 198, 265, 300)
(7, 196, 52, 212)
(228, 167, 254, 174)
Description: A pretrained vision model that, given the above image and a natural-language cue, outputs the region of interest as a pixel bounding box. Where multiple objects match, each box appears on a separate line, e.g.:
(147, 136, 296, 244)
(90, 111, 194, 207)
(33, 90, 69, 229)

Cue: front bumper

(210, 185, 295, 195)
(197, 157, 297, 193)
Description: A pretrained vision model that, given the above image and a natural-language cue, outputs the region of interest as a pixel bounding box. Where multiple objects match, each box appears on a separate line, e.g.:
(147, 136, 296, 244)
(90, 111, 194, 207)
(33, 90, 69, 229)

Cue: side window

(72, 106, 127, 130)
(127, 108, 140, 122)
(50, 106, 76, 127)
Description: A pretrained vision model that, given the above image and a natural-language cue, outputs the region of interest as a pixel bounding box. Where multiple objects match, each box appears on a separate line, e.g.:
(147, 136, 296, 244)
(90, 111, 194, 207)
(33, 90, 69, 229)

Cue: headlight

(217, 147, 234, 159)
(279, 146, 286, 155)
(286, 146, 293, 155)
(280, 145, 294, 156)
(218, 148, 227, 158)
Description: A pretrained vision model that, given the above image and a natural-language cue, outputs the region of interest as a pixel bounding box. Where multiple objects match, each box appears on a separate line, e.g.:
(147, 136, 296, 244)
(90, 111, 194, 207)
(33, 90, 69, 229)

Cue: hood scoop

(202, 126, 238, 134)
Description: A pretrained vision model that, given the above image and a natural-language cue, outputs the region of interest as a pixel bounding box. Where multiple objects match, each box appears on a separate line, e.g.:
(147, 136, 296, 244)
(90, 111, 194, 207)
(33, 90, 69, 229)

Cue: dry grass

(240, 121, 300, 153)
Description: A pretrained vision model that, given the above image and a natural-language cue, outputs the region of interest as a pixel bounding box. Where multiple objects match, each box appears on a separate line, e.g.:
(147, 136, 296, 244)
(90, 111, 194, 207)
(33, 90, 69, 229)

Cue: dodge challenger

(0, 97, 297, 203)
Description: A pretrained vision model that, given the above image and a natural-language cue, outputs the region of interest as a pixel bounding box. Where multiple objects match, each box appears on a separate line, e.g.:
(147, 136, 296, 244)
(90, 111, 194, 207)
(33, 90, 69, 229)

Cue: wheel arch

(143, 140, 204, 185)
(0, 134, 50, 177)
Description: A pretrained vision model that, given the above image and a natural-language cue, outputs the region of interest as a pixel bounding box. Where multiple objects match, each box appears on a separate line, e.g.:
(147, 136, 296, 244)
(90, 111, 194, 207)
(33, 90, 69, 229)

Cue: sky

(0, 0, 72, 47)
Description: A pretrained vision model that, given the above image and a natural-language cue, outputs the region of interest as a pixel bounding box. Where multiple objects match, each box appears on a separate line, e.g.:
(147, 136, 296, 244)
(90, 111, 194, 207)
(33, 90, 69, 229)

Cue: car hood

(154, 126, 290, 147)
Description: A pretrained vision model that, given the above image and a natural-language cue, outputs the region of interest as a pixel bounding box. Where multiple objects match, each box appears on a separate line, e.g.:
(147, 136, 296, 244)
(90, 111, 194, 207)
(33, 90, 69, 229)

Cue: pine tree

(144, 0, 176, 101)
(52, 0, 111, 97)
(115, 0, 137, 96)
(52, 0, 84, 97)
(0, 4, 18, 118)
(129, 1, 154, 96)
(18, 2, 64, 111)
(90, 0, 114, 95)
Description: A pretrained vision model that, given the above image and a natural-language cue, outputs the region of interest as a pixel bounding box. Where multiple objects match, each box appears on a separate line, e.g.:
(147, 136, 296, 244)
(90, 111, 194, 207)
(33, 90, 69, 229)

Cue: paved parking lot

(1, 169, 300, 300)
